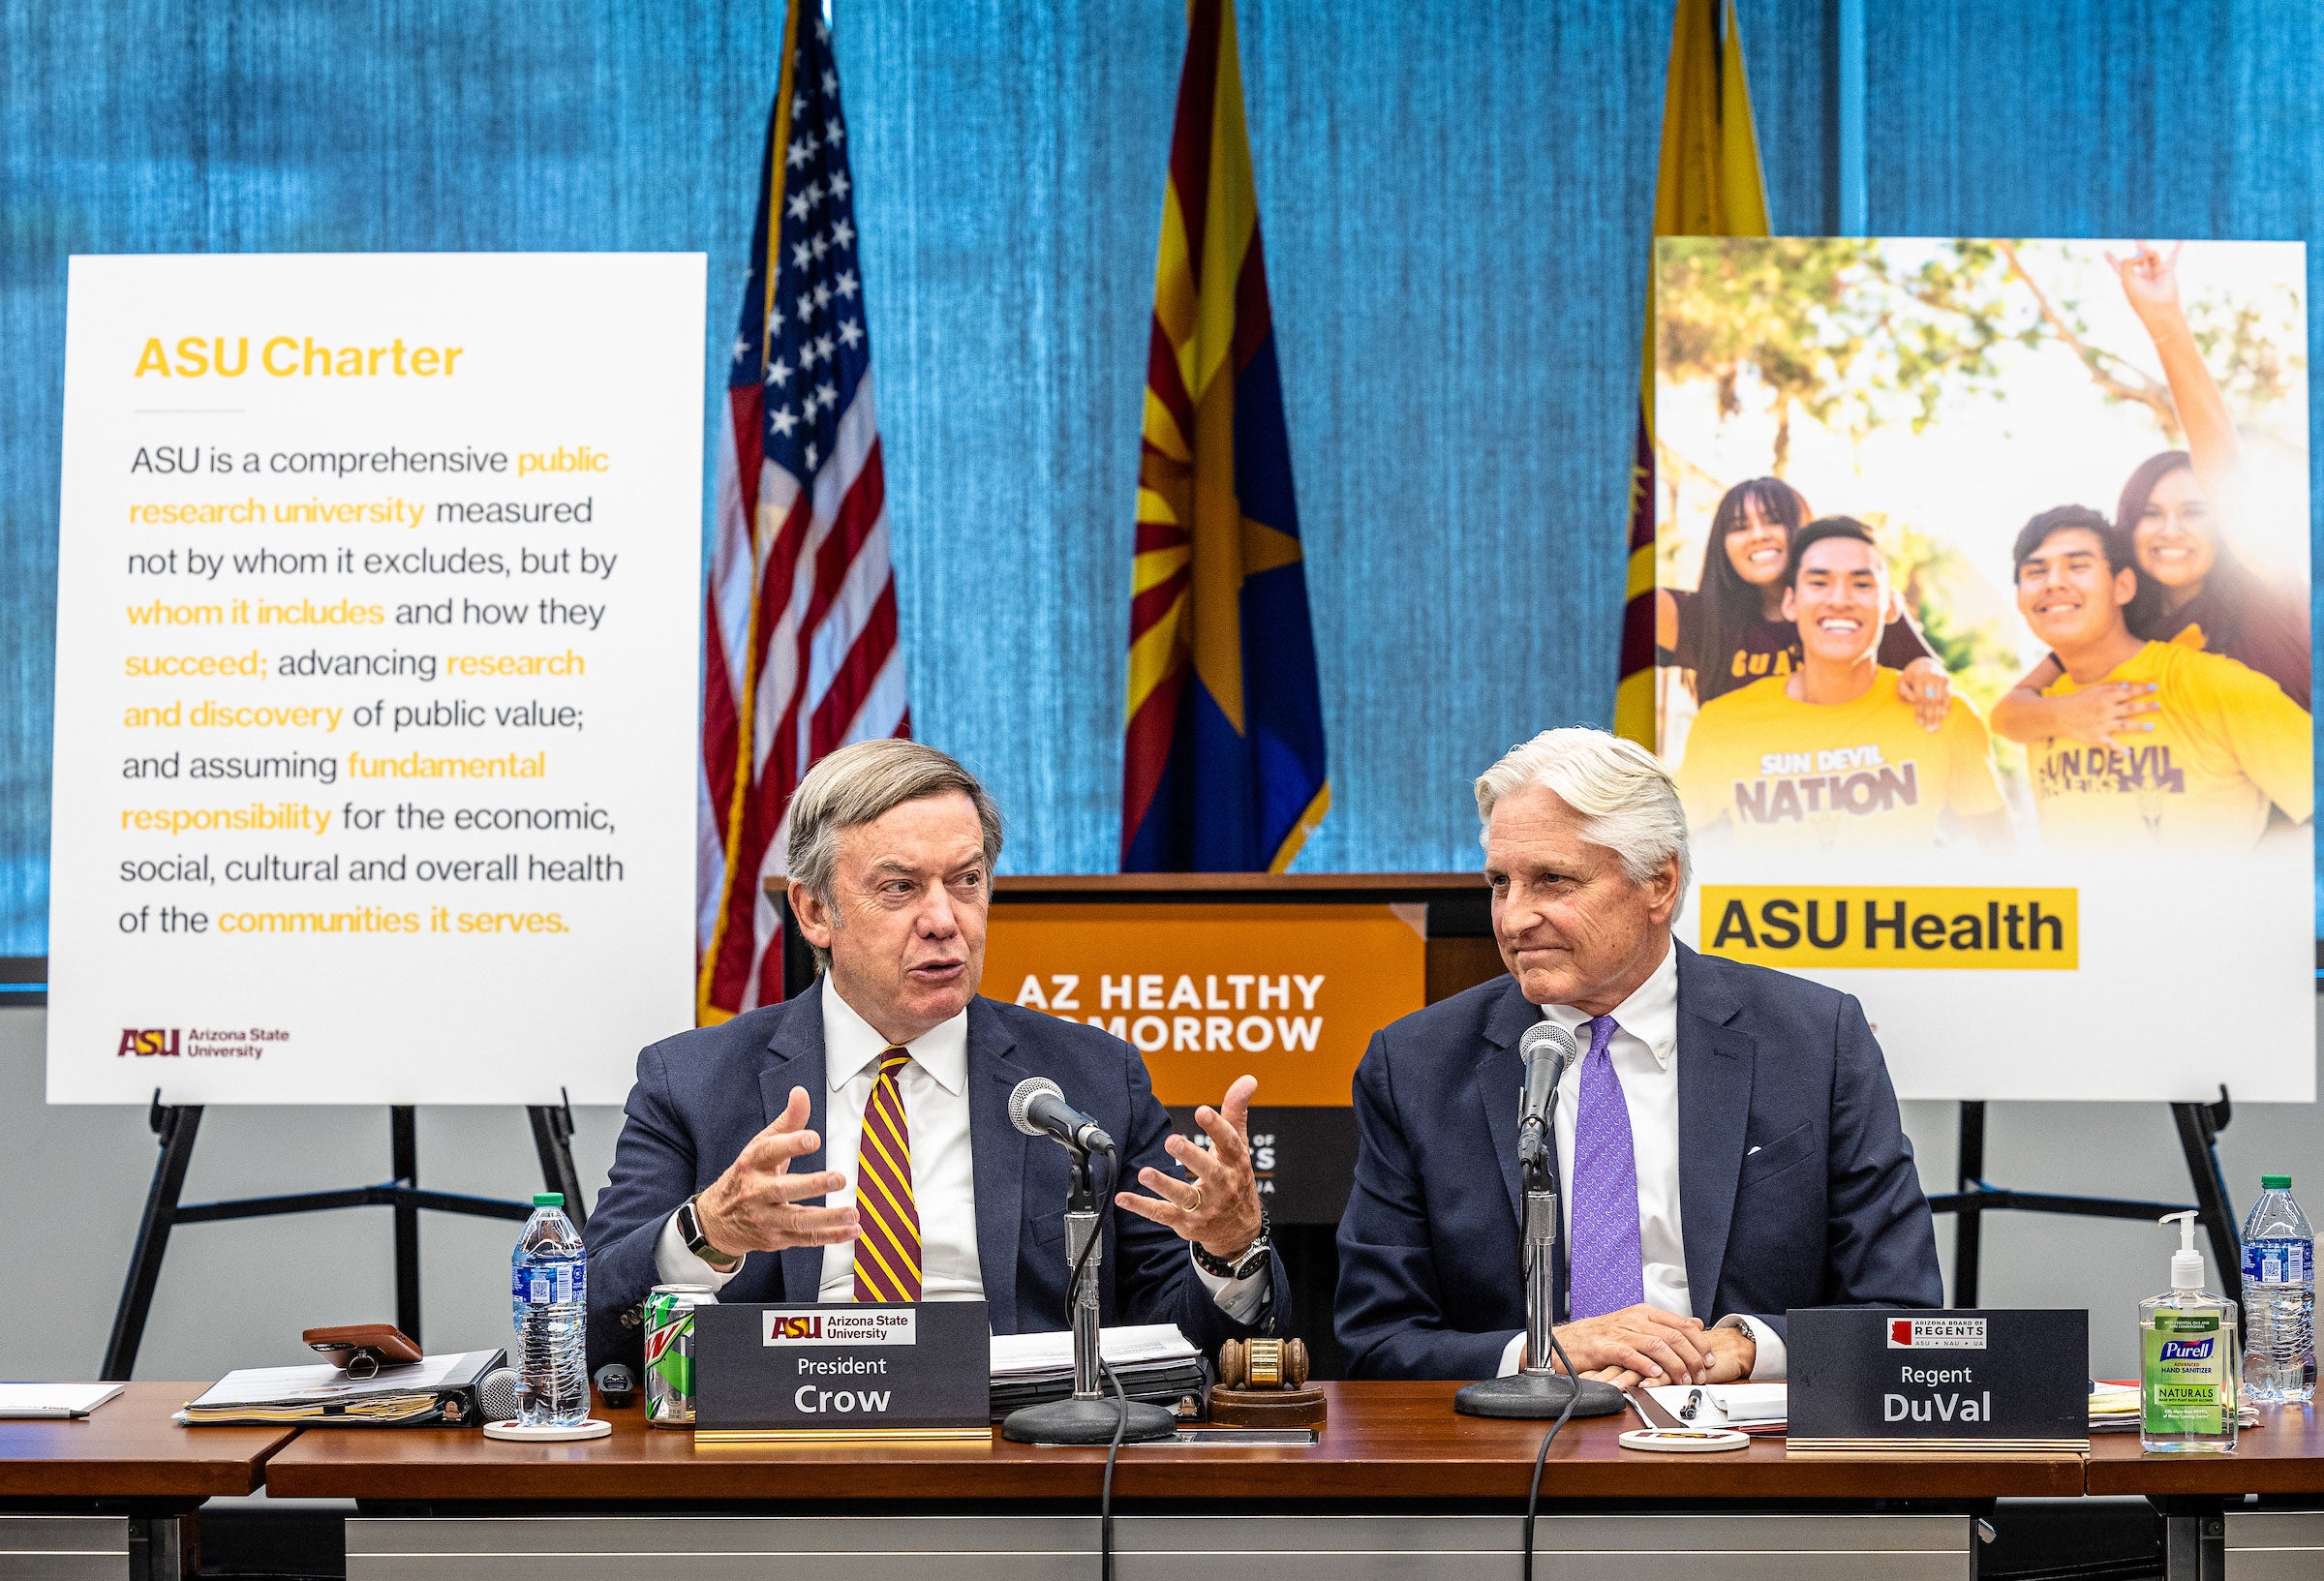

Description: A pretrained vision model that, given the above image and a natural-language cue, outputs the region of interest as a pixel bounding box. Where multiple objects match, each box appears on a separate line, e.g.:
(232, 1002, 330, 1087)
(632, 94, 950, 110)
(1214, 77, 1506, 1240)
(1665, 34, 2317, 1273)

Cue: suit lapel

(759, 986, 831, 1305)
(964, 998, 1027, 1333)
(1673, 945, 1756, 1324)
(1474, 977, 1537, 1229)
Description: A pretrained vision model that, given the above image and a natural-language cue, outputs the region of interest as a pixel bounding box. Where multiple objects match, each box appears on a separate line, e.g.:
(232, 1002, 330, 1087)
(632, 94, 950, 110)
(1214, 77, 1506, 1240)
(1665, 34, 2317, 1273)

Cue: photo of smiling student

(1990, 244, 2312, 752)
(1657, 477, 1957, 729)
(2009, 504, 2311, 851)
(1674, 517, 2011, 853)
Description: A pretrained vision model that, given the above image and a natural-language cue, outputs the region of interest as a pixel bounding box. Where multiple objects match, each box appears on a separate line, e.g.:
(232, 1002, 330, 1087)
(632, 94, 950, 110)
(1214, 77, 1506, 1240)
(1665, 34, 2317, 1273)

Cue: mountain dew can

(644, 1285, 714, 1427)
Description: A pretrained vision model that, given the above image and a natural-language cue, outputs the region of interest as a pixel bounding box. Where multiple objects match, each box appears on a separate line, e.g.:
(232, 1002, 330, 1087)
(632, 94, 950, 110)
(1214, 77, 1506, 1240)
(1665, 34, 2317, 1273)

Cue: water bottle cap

(2263, 1174, 2292, 1190)
(533, 1192, 565, 1207)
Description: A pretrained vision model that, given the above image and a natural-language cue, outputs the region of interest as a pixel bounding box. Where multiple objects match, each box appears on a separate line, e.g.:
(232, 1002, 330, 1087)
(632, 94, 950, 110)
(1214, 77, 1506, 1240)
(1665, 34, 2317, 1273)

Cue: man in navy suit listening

(1336, 727, 1941, 1385)
(587, 740, 1287, 1372)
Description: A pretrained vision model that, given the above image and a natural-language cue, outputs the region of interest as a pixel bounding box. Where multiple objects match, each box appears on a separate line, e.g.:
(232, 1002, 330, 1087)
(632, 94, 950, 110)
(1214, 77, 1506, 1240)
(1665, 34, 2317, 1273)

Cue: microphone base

(1453, 1372, 1629, 1420)
(1001, 1395, 1180, 1445)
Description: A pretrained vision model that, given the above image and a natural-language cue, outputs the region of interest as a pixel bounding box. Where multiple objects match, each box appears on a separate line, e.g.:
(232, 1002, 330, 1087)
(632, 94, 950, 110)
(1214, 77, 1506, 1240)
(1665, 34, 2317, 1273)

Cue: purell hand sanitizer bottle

(2141, 1211, 2240, 1453)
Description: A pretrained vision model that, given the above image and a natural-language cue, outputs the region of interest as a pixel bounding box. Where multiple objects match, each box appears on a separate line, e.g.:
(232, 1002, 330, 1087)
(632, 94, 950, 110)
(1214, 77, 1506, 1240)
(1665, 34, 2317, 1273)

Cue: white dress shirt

(1496, 942, 1786, 1381)
(657, 974, 1269, 1322)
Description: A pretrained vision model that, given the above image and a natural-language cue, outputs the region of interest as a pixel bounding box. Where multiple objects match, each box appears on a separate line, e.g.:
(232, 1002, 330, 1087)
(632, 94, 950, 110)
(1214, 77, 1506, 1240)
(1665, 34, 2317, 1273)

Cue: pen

(1678, 1387, 1704, 1420)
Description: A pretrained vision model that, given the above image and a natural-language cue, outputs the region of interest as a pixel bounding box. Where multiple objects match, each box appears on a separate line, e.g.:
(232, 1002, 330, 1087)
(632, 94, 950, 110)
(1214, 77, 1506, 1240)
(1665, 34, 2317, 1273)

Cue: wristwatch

(1192, 1203, 1272, 1281)
(677, 1194, 741, 1272)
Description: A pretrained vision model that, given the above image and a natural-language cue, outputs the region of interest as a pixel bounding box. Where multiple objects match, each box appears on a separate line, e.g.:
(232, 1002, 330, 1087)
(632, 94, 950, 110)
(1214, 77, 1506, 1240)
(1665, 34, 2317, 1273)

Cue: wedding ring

(1187, 1185, 1206, 1213)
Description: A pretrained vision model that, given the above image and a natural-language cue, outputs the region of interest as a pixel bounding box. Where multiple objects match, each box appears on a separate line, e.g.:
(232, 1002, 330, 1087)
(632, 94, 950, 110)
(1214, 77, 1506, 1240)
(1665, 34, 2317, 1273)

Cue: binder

(178, 1348, 505, 1427)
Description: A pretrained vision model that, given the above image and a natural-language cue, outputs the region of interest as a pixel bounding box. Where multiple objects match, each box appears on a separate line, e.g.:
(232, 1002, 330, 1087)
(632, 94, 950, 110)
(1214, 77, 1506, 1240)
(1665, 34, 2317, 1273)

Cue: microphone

(1008, 1077, 1116, 1155)
(478, 1366, 519, 1422)
(1517, 1020, 1580, 1172)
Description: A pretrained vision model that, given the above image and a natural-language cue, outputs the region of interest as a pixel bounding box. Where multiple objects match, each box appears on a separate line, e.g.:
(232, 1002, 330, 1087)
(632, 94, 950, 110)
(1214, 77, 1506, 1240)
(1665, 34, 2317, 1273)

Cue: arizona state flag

(1616, 0, 1769, 745)
(1122, 0, 1328, 872)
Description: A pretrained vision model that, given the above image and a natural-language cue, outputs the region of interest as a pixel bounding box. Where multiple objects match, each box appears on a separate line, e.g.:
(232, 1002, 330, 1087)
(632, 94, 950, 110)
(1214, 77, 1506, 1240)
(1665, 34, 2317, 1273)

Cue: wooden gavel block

(1211, 1338, 1326, 1428)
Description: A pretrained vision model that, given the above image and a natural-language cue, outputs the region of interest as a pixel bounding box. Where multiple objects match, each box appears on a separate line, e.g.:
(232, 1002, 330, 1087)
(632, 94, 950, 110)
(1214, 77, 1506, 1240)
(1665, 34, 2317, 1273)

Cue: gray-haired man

(1334, 727, 1941, 1384)
(585, 739, 1287, 1370)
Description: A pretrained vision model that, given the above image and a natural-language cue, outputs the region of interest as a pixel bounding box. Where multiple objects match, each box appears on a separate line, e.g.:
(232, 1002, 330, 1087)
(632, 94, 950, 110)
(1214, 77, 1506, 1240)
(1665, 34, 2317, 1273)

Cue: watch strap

(1193, 1204, 1271, 1280)
(679, 1195, 739, 1270)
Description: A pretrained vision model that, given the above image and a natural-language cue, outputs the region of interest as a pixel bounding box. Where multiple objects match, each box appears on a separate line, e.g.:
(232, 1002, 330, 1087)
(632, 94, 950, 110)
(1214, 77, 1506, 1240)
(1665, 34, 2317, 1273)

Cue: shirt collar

(820, 973, 969, 1095)
(1536, 939, 1678, 1069)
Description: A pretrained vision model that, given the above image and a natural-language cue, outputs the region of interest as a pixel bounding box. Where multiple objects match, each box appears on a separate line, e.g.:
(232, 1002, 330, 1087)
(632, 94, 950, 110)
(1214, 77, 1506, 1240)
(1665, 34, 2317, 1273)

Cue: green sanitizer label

(2144, 1312, 2226, 1435)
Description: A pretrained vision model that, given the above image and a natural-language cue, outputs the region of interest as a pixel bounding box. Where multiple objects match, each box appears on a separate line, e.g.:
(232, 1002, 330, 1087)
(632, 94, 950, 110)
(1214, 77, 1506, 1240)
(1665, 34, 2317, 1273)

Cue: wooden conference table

(267, 1381, 2070, 1579)
(0, 1382, 291, 1580)
(13, 1384, 2324, 1578)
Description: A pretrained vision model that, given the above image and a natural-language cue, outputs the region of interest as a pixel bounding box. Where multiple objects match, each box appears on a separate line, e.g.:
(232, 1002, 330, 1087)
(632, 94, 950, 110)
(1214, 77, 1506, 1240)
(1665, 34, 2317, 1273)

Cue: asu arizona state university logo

(768, 1315, 824, 1341)
(117, 1028, 180, 1056)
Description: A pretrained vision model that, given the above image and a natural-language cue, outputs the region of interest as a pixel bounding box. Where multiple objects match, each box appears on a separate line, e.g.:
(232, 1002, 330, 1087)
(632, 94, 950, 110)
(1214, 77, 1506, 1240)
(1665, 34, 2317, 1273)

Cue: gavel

(1217, 1337, 1310, 1392)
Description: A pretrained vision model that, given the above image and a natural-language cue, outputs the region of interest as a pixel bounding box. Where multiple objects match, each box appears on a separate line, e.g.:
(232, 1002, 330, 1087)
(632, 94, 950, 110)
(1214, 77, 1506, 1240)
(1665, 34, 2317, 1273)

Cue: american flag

(699, 4, 903, 1021)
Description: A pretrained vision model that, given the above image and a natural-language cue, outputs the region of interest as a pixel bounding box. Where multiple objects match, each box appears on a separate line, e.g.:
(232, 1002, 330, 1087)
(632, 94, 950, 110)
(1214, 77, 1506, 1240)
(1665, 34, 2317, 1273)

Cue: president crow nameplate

(694, 1302, 992, 1438)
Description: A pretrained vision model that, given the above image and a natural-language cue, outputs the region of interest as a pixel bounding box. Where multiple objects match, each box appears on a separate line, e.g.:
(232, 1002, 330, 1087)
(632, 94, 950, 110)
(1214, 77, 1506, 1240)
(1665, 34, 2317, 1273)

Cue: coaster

(482, 1418, 612, 1442)
(1618, 1427, 1750, 1454)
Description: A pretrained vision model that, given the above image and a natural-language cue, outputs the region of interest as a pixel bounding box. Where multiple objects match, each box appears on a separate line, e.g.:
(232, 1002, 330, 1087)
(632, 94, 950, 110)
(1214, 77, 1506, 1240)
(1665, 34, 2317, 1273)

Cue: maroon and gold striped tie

(851, 1049, 923, 1302)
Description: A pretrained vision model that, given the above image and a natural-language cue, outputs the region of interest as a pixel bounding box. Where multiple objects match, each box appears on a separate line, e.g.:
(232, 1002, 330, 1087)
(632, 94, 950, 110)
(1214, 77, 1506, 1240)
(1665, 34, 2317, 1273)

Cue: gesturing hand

(1115, 1074, 1267, 1261)
(2106, 241, 2186, 338)
(692, 1084, 860, 1259)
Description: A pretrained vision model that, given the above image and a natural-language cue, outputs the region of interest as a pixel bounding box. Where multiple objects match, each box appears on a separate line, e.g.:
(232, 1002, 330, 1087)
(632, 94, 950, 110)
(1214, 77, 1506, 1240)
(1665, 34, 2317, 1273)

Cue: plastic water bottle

(2241, 1174, 2315, 1405)
(510, 1192, 590, 1427)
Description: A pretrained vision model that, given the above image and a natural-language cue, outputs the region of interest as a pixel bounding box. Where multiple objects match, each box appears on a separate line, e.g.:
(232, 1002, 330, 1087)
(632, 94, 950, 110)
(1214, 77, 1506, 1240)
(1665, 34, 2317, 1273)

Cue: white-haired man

(586, 740, 1287, 1371)
(1335, 727, 1941, 1383)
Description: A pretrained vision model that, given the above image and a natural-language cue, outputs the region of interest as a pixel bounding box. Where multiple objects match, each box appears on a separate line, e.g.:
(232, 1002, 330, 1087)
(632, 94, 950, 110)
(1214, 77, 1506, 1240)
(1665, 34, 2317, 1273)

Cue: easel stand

(102, 1088, 588, 1381)
(1927, 1088, 2243, 1309)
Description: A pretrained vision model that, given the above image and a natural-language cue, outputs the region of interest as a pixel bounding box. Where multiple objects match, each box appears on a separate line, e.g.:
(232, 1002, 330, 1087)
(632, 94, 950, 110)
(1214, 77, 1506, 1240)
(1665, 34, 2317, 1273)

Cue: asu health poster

(46, 254, 704, 1104)
(1653, 238, 2313, 1102)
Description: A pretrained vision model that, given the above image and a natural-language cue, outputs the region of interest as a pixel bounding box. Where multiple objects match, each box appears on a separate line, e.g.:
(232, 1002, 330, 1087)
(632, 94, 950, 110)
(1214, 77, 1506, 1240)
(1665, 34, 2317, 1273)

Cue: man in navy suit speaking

(587, 741, 1287, 1372)
(1335, 727, 1941, 1385)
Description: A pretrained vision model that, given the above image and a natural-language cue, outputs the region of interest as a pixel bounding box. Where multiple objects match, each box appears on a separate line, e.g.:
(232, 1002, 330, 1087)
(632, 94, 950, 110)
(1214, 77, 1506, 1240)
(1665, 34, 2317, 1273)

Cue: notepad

(0, 1383, 124, 1419)
(1645, 1382, 1788, 1430)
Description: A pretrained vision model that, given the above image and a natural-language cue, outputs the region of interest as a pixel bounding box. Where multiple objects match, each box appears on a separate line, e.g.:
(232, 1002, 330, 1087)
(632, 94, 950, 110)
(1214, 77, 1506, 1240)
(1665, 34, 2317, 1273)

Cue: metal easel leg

(1953, 1100, 1985, 1307)
(528, 1087, 588, 1231)
(390, 1106, 421, 1343)
(2171, 1087, 2242, 1308)
(104, 1093, 203, 1381)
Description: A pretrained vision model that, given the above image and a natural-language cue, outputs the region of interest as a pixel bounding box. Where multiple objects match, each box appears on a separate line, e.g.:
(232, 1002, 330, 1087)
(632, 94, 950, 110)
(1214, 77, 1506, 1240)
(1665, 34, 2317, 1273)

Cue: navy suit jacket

(586, 988, 1290, 1372)
(1334, 943, 1942, 1380)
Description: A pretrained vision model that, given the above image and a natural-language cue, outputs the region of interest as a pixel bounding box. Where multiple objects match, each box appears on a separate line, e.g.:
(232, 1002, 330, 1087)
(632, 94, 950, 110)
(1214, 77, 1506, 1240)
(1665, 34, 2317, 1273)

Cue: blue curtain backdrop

(0, 0, 2315, 958)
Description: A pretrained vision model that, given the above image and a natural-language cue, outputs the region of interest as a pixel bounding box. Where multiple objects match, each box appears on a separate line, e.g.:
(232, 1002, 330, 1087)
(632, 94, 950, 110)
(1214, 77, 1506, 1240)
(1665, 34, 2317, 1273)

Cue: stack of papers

(2088, 1383, 2260, 1435)
(988, 1324, 1208, 1422)
(1645, 1383, 1787, 1434)
(990, 1324, 1200, 1383)
(0, 1383, 123, 1420)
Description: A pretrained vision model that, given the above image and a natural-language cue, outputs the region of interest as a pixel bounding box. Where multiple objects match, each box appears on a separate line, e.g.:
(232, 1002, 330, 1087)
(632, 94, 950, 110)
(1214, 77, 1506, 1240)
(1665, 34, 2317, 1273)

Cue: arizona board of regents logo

(1888, 1317, 1987, 1349)
(762, 1309, 917, 1347)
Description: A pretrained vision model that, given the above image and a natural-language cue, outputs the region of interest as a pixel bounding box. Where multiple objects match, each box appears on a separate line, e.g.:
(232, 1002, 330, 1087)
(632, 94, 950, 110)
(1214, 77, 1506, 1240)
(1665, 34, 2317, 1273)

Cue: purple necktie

(1567, 1014, 1644, 1320)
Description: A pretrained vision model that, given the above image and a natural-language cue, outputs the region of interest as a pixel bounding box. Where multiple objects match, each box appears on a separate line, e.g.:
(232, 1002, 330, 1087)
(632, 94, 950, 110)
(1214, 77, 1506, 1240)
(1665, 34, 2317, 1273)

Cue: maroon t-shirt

(1665, 587, 1940, 705)
(2148, 584, 2311, 712)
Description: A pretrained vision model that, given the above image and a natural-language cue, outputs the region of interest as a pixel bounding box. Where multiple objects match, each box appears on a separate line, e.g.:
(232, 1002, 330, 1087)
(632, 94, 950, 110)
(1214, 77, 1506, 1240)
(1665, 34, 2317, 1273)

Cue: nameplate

(694, 1301, 992, 1433)
(1788, 1308, 2089, 1452)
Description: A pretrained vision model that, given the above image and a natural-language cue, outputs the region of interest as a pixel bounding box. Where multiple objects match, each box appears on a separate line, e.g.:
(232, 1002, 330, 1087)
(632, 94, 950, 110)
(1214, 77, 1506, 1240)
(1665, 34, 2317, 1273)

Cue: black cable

(1099, 1348, 1131, 1581)
(1521, 1323, 1589, 1581)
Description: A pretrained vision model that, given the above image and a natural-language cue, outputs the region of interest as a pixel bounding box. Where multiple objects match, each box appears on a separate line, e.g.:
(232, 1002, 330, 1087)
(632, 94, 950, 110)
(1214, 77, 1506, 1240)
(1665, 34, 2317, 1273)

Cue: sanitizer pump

(2140, 1211, 2240, 1453)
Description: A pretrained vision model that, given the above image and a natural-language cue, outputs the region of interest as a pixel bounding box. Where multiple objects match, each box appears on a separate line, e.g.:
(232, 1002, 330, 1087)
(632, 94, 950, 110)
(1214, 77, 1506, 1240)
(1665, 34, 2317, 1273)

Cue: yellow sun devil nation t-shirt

(1676, 669, 2005, 851)
(2029, 640, 2312, 850)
